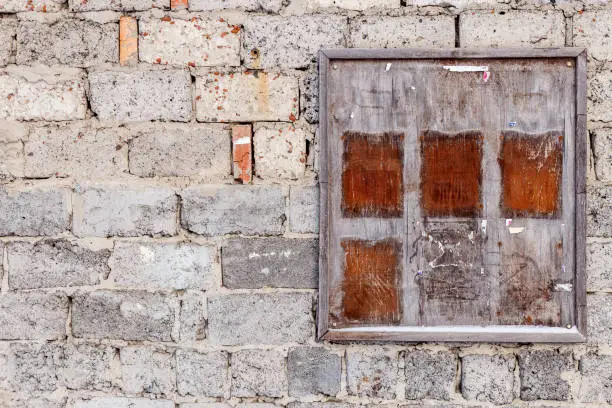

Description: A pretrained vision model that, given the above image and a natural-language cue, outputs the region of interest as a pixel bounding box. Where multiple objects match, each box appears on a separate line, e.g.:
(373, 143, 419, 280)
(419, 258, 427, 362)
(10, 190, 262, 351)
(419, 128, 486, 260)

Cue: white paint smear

(234, 137, 250, 145)
(442, 65, 489, 72)
(385, 63, 392, 71)
(554, 283, 573, 292)
(508, 227, 525, 234)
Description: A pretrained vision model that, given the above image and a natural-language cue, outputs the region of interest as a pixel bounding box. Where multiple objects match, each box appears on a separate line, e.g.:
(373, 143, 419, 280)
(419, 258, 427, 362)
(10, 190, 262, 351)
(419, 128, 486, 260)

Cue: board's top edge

(320, 48, 586, 60)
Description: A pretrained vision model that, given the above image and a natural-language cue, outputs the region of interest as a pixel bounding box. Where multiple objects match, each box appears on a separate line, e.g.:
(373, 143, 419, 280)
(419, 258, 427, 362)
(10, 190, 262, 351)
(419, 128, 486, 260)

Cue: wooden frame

(317, 48, 587, 343)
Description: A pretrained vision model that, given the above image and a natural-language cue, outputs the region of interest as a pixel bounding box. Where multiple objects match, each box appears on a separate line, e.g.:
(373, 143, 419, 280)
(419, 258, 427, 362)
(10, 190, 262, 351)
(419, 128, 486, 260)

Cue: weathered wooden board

(318, 49, 587, 343)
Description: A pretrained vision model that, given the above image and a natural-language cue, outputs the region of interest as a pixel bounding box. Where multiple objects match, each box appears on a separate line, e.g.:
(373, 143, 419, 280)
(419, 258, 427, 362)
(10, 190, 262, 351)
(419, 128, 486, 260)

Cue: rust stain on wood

(341, 131, 404, 218)
(499, 253, 560, 326)
(500, 131, 563, 218)
(420, 130, 482, 217)
(340, 239, 402, 324)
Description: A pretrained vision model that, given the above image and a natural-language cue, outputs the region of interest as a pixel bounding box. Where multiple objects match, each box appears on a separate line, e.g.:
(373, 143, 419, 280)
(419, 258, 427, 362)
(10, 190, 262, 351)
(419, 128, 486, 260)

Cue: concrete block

(180, 185, 284, 236)
(587, 240, 612, 291)
(7, 239, 110, 289)
(221, 238, 318, 289)
(73, 183, 178, 238)
(139, 17, 239, 67)
(0, 292, 68, 340)
(89, 70, 192, 122)
(579, 353, 612, 403)
(231, 349, 286, 397)
(254, 123, 307, 180)
(350, 16, 454, 48)
(405, 350, 456, 400)
(72, 290, 178, 341)
(128, 123, 230, 178)
(573, 10, 612, 62)
(0, 67, 86, 121)
(461, 354, 515, 405)
(590, 128, 612, 182)
(460, 11, 565, 48)
(176, 350, 227, 397)
(518, 349, 573, 401)
(207, 292, 313, 345)
(109, 241, 215, 290)
(346, 347, 397, 399)
(288, 347, 341, 397)
(587, 293, 612, 344)
(289, 185, 319, 233)
(16, 20, 118, 67)
(587, 186, 611, 237)
(121, 346, 175, 395)
(242, 16, 347, 69)
(25, 124, 127, 178)
(0, 186, 70, 236)
(195, 72, 298, 122)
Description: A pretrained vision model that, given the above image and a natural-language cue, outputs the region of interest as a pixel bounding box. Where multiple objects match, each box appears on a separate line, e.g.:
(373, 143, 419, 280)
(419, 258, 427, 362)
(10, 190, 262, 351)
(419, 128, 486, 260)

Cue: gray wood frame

(317, 48, 587, 343)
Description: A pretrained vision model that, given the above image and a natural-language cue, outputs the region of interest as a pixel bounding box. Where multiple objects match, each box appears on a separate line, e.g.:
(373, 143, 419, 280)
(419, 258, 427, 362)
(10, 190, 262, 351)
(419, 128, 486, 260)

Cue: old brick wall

(0, 0, 610, 406)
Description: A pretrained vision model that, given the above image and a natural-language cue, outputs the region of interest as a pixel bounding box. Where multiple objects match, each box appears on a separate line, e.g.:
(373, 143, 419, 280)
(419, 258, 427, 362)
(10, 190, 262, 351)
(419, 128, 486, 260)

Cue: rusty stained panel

(341, 131, 404, 218)
(339, 239, 402, 325)
(500, 131, 563, 218)
(420, 130, 483, 217)
(498, 237, 564, 326)
(416, 221, 488, 325)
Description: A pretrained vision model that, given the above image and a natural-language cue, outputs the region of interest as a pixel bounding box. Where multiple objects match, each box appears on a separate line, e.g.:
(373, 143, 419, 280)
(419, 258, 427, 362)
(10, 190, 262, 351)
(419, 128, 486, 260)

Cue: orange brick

(171, 0, 188, 9)
(232, 125, 252, 184)
(119, 16, 138, 66)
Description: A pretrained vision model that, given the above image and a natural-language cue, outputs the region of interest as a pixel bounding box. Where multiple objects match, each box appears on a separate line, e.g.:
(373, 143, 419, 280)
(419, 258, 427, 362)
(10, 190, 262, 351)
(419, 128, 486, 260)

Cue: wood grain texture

(420, 131, 482, 217)
(321, 48, 585, 60)
(317, 50, 330, 340)
(342, 131, 404, 218)
(499, 131, 564, 218)
(317, 50, 585, 342)
(337, 239, 402, 325)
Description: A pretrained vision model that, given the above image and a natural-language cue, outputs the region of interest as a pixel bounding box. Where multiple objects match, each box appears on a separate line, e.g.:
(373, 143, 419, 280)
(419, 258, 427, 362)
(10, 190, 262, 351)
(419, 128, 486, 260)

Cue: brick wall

(0, 0, 610, 406)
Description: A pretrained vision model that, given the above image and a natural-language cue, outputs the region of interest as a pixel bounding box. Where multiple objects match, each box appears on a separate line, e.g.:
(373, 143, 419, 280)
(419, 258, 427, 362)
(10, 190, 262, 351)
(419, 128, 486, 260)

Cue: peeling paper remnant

(554, 283, 573, 292)
(442, 65, 489, 72)
(508, 227, 524, 234)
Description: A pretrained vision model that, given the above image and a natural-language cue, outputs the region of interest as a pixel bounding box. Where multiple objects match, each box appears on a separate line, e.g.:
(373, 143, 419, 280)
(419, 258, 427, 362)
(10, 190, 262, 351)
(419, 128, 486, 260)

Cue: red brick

(119, 16, 138, 66)
(232, 125, 252, 184)
(170, 0, 188, 9)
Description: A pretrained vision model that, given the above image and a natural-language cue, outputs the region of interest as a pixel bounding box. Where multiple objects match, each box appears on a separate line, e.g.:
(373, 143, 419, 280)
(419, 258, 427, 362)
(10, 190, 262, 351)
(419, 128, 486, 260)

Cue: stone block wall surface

(0, 0, 610, 406)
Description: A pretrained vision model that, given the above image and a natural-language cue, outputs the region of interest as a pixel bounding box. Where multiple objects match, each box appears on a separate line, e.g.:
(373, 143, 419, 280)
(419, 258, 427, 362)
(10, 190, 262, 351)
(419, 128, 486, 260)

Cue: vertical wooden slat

(574, 50, 587, 336)
(317, 51, 330, 340)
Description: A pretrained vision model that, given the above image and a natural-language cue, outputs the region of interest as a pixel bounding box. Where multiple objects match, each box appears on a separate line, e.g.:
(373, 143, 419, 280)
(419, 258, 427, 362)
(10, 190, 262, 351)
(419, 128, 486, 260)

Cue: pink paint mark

(483, 71, 490, 82)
